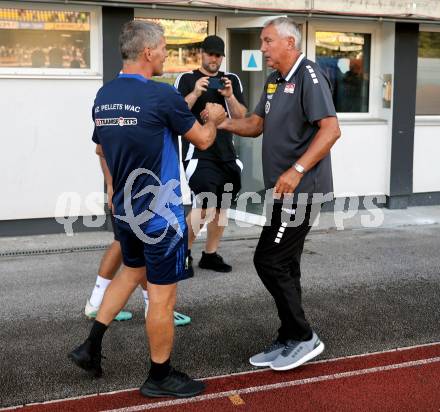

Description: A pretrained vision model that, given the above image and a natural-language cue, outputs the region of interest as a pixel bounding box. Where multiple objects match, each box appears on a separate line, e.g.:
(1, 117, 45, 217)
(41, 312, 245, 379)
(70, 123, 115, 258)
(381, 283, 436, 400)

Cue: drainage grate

(0, 236, 262, 258)
(0, 244, 109, 258)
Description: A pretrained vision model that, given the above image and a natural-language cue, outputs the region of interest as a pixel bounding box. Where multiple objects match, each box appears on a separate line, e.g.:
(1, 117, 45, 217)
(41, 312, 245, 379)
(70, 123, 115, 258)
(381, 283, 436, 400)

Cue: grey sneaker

(270, 331, 324, 371)
(249, 340, 286, 367)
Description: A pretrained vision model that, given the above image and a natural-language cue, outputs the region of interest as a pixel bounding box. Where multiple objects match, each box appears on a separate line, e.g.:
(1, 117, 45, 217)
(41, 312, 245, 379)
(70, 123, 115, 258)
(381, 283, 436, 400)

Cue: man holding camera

(174, 35, 247, 273)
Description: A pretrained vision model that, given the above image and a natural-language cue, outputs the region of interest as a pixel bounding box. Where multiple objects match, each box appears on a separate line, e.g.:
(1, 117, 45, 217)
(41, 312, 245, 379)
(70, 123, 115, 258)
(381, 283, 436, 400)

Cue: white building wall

(0, 78, 104, 220)
(413, 121, 440, 193)
(332, 122, 389, 197)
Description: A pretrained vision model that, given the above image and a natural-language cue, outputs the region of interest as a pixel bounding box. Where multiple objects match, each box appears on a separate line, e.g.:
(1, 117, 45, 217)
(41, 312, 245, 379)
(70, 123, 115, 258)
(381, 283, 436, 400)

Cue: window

(315, 31, 371, 113)
(0, 8, 91, 70)
(137, 17, 208, 85)
(416, 31, 440, 115)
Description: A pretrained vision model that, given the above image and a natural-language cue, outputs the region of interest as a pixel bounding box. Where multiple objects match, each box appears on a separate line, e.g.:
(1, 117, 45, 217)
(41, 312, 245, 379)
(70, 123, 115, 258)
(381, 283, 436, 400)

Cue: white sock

(142, 289, 149, 313)
(89, 275, 112, 308)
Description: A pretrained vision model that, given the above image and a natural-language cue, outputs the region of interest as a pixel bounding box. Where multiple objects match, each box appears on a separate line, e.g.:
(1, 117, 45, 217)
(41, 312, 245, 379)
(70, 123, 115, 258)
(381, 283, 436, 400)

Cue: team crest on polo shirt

(267, 83, 277, 94)
(266, 83, 277, 100)
(265, 101, 271, 114)
(284, 83, 295, 94)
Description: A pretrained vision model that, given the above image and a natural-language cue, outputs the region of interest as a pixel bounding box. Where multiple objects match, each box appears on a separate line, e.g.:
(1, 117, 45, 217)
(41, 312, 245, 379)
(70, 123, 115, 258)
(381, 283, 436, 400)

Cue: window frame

(135, 9, 215, 36)
(0, 1, 102, 78)
(307, 19, 379, 120)
(416, 24, 440, 123)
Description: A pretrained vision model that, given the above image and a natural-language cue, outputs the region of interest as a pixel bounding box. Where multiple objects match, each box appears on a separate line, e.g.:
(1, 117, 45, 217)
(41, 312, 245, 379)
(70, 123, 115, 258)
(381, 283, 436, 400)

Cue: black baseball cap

(201, 35, 225, 56)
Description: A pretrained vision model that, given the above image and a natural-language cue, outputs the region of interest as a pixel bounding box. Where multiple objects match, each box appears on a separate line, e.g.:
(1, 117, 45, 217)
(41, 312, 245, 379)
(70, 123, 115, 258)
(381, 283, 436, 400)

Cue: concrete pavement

(0, 206, 439, 408)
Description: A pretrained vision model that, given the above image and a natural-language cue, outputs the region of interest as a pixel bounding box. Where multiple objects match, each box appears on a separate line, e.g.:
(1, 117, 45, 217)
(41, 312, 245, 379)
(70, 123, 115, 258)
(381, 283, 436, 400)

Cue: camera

(207, 77, 225, 90)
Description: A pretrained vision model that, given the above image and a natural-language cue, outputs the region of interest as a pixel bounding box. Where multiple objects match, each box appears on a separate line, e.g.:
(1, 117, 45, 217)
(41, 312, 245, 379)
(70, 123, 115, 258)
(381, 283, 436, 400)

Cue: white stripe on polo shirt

(285, 53, 305, 82)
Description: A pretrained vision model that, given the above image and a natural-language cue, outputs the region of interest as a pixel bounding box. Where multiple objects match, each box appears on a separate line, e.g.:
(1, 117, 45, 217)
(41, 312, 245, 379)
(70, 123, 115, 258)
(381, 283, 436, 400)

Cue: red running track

(3, 343, 440, 412)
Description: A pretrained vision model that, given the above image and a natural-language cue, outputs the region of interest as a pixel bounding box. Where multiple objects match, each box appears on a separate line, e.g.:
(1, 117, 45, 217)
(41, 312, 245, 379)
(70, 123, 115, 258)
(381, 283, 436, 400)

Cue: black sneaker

(140, 368, 206, 398)
(198, 251, 232, 273)
(68, 339, 103, 378)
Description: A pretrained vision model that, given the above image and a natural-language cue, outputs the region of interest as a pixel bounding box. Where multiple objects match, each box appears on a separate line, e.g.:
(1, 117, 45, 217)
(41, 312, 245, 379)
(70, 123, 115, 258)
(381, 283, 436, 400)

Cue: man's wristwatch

(293, 162, 305, 174)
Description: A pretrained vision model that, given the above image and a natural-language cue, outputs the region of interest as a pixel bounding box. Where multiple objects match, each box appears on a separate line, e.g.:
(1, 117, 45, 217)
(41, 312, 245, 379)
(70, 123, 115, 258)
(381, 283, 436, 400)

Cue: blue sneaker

(174, 311, 191, 326)
(144, 307, 191, 327)
(85, 300, 133, 322)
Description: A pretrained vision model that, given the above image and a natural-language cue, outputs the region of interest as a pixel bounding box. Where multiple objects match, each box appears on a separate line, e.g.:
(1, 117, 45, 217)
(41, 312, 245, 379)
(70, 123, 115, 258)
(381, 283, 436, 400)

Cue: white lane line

(0, 387, 137, 411)
(2, 342, 439, 412)
(103, 356, 440, 412)
(204, 340, 440, 381)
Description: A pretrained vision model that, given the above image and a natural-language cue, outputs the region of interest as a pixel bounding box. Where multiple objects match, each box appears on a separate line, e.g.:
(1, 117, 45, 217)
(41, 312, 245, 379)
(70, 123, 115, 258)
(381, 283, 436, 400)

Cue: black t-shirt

(175, 69, 246, 162)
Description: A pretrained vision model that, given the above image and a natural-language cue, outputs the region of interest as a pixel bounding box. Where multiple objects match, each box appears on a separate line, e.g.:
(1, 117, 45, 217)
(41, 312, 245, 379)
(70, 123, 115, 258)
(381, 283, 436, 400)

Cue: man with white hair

(216, 17, 341, 371)
(69, 20, 226, 398)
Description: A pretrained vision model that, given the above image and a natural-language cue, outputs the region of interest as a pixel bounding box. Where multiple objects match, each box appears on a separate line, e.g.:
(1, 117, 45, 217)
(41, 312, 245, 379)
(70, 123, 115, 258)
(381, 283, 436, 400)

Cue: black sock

(87, 320, 108, 353)
(149, 358, 171, 381)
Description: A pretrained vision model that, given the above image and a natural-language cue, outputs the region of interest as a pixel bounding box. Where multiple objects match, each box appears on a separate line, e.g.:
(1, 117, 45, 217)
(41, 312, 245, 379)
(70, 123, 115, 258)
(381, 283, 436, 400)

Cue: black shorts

(113, 220, 190, 285)
(183, 158, 242, 209)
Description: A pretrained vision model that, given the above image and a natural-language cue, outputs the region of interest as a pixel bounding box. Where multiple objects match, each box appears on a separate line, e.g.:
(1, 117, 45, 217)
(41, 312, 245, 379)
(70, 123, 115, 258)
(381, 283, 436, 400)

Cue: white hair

(264, 17, 302, 50)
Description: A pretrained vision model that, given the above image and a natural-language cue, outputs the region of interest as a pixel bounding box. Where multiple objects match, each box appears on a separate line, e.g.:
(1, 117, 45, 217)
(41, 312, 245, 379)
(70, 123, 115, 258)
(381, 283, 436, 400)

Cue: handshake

(201, 103, 226, 128)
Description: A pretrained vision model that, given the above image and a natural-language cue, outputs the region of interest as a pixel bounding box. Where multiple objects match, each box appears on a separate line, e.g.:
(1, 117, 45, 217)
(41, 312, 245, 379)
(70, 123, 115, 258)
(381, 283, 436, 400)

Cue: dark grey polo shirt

(254, 54, 337, 203)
